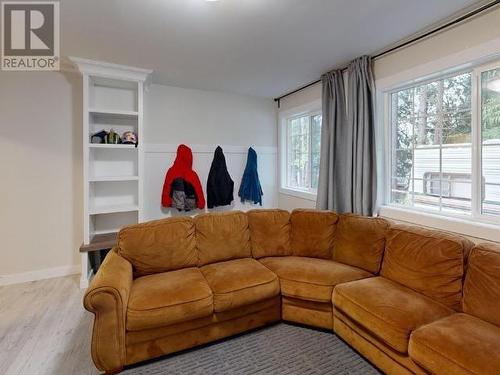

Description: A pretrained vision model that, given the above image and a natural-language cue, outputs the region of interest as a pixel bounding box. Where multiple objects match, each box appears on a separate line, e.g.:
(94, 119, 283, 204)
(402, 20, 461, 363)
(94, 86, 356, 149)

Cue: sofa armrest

(83, 249, 133, 373)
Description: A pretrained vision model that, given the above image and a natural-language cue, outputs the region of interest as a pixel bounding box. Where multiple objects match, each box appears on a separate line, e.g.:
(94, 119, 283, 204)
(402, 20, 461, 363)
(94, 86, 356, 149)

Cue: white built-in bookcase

(70, 57, 152, 288)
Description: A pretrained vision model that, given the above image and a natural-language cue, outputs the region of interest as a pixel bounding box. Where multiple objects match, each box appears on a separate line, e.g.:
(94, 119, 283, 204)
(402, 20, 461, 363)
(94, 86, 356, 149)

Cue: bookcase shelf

(79, 232, 117, 253)
(88, 144, 137, 149)
(69, 56, 152, 288)
(89, 175, 139, 182)
(89, 108, 139, 118)
(89, 204, 139, 215)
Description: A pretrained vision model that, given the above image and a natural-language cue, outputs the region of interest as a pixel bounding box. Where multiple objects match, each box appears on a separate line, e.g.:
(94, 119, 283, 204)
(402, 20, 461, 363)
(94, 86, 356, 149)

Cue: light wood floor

(0, 276, 100, 375)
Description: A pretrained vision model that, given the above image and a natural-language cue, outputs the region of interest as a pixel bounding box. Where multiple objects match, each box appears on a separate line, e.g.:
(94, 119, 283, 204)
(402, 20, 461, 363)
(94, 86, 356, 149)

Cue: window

(388, 62, 500, 221)
(390, 72, 472, 214)
(282, 111, 322, 195)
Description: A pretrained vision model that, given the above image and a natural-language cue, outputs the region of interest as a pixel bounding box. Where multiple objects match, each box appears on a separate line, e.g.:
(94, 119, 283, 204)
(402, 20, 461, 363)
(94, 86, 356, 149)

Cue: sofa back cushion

(381, 224, 472, 310)
(248, 209, 291, 258)
(117, 217, 197, 276)
(290, 209, 338, 259)
(463, 243, 500, 326)
(334, 214, 389, 273)
(195, 211, 251, 266)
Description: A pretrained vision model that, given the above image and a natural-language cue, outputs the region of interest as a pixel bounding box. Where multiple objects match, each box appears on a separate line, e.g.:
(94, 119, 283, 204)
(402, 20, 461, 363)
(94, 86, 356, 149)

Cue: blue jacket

(238, 147, 263, 206)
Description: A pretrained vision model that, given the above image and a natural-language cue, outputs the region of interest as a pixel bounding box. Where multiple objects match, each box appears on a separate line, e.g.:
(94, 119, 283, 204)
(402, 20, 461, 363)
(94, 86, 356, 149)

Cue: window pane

(391, 176, 411, 205)
(414, 146, 439, 180)
(287, 116, 310, 189)
(391, 72, 472, 214)
(414, 177, 440, 211)
(391, 189, 412, 206)
(481, 68, 500, 216)
(393, 149, 413, 182)
(442, 112, 472, 144)
(416, 115, 441, 146)
(483, 184, 500, 216)
(441, 146, 472, 215)
(397, 88, 415, 121)
(415, 81, 438, 116)
(443, 73, 472, 113)
(392, 91, 414, 208)
(395, 118, 414, 149)
(311, 114, 322, 189)
(285, 113, 322, 191)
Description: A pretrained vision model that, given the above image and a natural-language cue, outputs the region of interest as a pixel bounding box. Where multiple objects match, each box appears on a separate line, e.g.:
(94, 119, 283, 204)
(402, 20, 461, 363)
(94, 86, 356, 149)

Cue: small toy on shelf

(121, 131, 137, 146)
(105, 129, 120, 144)
(90, 130, 107, 144)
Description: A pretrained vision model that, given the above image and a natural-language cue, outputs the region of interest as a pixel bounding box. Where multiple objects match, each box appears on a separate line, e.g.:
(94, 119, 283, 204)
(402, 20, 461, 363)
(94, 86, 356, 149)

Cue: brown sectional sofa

(84, 208, 500, 374)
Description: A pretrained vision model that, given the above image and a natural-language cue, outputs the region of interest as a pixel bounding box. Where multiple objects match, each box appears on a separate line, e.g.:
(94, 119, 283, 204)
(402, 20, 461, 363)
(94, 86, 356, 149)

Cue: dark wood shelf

(80, 232, 118, 253)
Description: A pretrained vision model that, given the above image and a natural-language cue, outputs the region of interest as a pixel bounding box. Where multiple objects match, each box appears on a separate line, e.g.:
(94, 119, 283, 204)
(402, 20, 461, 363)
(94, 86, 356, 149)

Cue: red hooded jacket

(161, 144, 205, 209)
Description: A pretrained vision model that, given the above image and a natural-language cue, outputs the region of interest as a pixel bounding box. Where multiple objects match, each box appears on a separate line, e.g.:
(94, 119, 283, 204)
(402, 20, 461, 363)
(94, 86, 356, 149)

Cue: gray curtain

(316, 56, 376, 215)
(316, 70, 347, 212)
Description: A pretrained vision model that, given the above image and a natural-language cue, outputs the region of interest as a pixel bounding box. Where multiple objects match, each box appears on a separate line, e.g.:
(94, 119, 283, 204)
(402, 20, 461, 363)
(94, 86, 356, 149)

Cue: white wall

(278, 83, 322, 113)
(144, 84, 277, 146)
(143, 84, 278, 220)
(0, 70, 83, 283)
(278, 193, 315, 211)
(373, 7, 500, 81)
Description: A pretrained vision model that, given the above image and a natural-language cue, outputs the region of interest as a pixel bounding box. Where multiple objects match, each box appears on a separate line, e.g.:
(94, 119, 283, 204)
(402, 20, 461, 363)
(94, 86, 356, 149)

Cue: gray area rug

(123, 323, 380, 374)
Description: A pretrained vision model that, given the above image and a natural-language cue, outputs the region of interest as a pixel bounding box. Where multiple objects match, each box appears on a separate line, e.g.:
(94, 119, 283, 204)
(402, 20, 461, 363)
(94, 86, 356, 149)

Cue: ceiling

(61, 0, 481, 98)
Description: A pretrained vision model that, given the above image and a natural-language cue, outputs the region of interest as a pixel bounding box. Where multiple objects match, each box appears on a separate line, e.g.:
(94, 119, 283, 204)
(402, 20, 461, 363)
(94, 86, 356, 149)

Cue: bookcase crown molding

(68, 56, 152, 83)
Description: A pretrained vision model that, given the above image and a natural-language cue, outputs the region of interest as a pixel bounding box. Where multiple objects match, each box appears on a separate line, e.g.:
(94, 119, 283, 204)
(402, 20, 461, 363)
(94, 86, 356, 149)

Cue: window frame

(278, 100, 322, 201)
(382, 59, 500, 227)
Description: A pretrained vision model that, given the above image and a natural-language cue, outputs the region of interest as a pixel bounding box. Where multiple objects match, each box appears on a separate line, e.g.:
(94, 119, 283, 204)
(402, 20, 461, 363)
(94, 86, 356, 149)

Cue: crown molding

(67, 56, 152, 82)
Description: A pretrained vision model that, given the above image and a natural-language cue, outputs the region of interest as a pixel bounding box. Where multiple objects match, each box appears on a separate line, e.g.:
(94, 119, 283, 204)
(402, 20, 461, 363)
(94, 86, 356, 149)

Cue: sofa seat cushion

(409, 313, 500, 375)
(201, 258, 280, 312)
(260, 256, 372, 303)
(127, 268, 213, 331)
(333, 277, 453, 353)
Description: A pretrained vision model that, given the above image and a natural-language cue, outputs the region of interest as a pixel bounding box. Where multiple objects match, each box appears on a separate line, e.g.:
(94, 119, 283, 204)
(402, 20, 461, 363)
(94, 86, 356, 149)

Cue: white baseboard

(80, 268, 93, 289)
(0, 265, 80, 286)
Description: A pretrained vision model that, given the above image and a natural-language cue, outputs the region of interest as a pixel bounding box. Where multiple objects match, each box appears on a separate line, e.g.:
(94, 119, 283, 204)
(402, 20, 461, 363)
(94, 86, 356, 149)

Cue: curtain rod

(274, 0, 500, 106)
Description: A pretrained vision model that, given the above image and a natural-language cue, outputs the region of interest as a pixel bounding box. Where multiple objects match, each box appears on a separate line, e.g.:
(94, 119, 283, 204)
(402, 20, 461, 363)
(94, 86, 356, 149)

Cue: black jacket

(207, 146, 234, 208)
